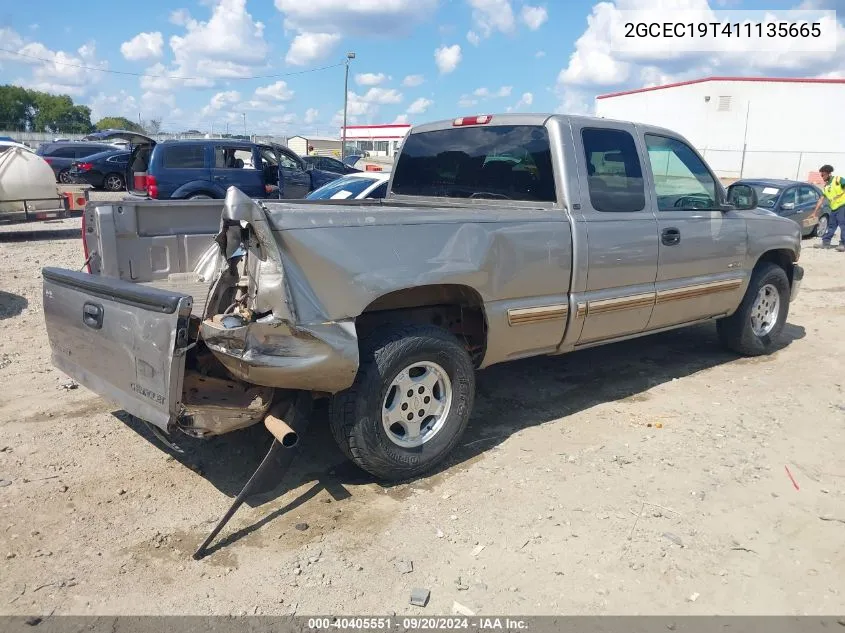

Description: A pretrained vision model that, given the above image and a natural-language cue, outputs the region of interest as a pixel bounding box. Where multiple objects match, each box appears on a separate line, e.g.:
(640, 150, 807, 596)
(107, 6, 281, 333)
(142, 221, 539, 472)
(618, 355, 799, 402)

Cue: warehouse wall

(594, 80, 845, 180)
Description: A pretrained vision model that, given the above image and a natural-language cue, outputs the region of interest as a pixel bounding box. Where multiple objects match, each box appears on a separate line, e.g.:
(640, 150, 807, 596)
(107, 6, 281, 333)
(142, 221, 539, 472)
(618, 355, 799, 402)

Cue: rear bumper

(791, 264, 804, 302)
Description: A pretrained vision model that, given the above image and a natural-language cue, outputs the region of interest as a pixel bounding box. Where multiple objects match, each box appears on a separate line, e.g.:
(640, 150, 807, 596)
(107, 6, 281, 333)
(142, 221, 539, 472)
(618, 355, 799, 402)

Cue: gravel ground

(0, 207, 844, 617)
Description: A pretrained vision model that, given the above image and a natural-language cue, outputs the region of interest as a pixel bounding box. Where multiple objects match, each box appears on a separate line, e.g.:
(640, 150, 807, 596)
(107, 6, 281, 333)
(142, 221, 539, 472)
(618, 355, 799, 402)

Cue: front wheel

(328, 324, 476, 481)
(717, 262, 790, 356)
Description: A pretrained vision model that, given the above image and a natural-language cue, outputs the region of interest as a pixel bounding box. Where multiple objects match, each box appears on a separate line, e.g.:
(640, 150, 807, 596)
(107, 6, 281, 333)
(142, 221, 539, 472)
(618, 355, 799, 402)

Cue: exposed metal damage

(178, 187, 359, 437)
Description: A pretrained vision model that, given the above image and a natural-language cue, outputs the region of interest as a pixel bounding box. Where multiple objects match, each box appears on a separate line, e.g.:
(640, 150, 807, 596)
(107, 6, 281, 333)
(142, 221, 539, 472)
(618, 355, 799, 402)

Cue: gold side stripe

(655, 279, 743, 304)
(507, 304, 569, 326)
(587, 292, 655, 315)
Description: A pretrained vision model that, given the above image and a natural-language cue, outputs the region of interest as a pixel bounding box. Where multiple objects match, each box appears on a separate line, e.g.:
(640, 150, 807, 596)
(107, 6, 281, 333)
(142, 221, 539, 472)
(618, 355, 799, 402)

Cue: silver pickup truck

(42, 113, 803, 483)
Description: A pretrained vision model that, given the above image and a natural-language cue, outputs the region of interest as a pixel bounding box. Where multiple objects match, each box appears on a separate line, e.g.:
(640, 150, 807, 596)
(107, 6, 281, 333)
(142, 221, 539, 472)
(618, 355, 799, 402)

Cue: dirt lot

(1, 201, 844, 617)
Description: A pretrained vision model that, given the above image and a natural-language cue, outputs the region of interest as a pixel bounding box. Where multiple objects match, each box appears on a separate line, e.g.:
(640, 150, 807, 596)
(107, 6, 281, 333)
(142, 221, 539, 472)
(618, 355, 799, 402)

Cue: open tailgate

(42, 267, 193, 430)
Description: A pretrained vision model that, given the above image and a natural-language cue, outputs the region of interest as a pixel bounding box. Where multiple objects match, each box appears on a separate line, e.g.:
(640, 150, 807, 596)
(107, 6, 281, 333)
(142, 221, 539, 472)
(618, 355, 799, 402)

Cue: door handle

(213, 175, 225, 181)
(661, 227, 681, 246)
(82, 302, 103, 329)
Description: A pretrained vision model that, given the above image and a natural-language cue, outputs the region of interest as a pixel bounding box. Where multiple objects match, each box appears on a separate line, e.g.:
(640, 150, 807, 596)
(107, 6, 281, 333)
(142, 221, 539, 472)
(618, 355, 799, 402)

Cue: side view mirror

(725, 183, 758, 211)
(780, 202, 795, 211)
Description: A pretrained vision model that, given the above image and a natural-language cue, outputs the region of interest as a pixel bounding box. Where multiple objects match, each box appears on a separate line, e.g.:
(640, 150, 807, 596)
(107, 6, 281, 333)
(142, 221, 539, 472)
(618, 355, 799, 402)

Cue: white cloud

(435, 44, 462, 73)
(88, 90, 139, 122)
(520, 5, 548, 30)
(535, 50, 546, 58)
(355, 72, 387, 86)
(402, 74, 425, 87)
(458, 95, 478, 108)
(393, 114, 410, 124)
(509, 91, 534, 111)
(467, 30, 481, 46)
(275, 0, 438, 37)
(0, 29, 107, 97)
(169, 9, 191, 26)
(467, 0, 516, 40)
(141, 0, 270, 94)
(120, 32, 164, 61)
(304, 108, 319, 124)
(285, 32, 340, 66)
(200, 90, 241, 117)
(472, 85, 512, 99)
(407, 97, 433, 114)
(254, 80, 294, 101)
(361, 87, 403, 104)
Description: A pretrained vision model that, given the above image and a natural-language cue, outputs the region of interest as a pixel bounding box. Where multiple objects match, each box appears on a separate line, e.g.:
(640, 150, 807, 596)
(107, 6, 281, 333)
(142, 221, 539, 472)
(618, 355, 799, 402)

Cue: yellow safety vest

(822, 174, 845, 210)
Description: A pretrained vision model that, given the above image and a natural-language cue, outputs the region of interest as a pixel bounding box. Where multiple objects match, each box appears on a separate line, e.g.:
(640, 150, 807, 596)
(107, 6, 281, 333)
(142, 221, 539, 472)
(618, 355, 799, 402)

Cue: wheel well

(756, 249, 796, 284)
(356, 284, 488, 366)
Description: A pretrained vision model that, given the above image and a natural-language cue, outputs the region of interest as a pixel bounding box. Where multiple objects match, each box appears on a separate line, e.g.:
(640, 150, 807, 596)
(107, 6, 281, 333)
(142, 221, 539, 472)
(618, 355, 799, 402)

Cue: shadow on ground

(114, 320, 806, 553)
(0, 227, 81, 243)
(0, 290, 28, 319)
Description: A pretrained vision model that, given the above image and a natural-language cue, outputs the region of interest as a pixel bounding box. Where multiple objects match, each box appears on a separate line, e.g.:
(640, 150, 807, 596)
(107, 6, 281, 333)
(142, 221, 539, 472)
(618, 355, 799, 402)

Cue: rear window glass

(390, 125, 556, 202)
(163, 145, 206, 168)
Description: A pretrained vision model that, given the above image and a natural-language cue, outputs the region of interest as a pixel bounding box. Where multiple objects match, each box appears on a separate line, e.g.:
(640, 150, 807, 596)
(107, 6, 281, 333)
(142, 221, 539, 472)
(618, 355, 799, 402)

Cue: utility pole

(341, 52, 356, 161)
(739, 100, 751, 178)
(242, 113, 247, 139)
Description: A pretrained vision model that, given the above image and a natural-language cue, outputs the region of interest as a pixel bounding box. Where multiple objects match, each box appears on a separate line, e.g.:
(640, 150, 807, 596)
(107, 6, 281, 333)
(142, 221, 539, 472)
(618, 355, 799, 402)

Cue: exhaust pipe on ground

(192, 392, 313, 560)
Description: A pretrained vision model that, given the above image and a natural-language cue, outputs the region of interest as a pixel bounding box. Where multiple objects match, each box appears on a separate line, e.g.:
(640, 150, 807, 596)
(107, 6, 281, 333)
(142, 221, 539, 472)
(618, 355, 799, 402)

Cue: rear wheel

(328, 324, 476, 481)
(813, 213, 829, 238)
(104, 173, 124, 191)
(57, 169, 72, 184)
(187, 193, 213, 200)
(717, 262, 790, 356)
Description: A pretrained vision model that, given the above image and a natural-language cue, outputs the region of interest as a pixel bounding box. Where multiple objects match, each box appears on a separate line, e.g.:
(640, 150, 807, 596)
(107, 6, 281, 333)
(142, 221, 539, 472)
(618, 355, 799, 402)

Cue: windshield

(747, 184, 782, 208)
(307, 176, 380, 199)
(390, 124, 556, 202)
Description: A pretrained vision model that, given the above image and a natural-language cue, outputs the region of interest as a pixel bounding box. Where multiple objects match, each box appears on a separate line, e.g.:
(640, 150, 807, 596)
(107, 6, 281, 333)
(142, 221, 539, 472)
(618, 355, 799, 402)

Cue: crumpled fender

(199, 187, 359, 393)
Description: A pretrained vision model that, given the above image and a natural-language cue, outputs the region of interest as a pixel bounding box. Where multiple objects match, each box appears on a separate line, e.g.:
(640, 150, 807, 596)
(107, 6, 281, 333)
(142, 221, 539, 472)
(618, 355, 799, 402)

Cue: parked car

(36, 140, 121, 184)
(306, 172, 389, 200)
(83, 130, 341, 200)
(44, 112, 803, 490)
(301, 155, 361, 175)
(68, 149, 131, 191)
(732, 178, 830, 238)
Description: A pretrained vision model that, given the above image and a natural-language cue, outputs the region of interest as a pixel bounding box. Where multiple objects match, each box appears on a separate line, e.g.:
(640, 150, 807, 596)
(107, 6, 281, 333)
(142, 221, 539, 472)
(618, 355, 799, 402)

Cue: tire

(187, 193, 213, 200)
(103, 173, 124, 191)
(57, 169, 72, 184)
(716, 262, 790, 356)
(812, 213, 829, 238)
(328, 324, 476, 481)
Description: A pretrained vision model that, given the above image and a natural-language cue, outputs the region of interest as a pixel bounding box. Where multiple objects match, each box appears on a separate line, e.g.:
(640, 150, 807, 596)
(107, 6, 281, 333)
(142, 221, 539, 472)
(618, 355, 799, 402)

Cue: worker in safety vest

(814, 164, 845, 250)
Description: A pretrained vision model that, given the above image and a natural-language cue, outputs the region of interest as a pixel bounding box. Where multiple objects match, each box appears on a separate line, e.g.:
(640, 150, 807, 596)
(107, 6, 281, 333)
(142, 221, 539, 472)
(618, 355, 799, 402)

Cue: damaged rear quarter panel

(264, 202, 573, 371)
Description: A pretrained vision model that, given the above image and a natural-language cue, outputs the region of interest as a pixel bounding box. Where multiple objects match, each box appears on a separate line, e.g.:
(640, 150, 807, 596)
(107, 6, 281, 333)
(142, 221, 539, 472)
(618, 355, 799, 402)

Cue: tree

(94, 116, 146, 133)
(143, 118, 162, 135)
(0, 85, 93, 133)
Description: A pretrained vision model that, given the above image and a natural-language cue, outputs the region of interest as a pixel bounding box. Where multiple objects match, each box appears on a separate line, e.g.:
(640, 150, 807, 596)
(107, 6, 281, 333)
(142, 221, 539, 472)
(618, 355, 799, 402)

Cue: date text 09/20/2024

(306, 618, 529, 630)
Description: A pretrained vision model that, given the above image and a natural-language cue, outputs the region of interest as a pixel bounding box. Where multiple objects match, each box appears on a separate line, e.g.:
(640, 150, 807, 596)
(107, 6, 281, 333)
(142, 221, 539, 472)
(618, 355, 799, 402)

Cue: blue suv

(83, 130, 340, 200)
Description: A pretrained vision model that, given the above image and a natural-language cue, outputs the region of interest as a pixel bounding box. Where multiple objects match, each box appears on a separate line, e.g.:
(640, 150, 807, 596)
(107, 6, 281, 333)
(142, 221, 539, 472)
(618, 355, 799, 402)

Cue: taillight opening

(78, 162, 93, 171)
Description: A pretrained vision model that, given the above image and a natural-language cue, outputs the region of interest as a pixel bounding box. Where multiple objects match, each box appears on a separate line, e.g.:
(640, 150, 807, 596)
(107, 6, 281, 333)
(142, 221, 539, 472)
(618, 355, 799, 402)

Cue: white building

(594, 76, 845, 182)
(287, 135, 342, 157)
(340, 124, 412, 158)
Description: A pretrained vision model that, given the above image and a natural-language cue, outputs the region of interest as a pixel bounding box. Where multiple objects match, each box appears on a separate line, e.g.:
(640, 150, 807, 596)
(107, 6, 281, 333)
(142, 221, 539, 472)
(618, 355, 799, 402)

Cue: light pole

(341, 52, 355, 161)
(242, 113, 247, 139)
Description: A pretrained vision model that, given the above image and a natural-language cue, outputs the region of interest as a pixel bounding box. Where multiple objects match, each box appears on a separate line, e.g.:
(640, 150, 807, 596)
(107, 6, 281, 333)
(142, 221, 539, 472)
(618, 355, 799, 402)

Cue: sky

(0, 0, 843, 137)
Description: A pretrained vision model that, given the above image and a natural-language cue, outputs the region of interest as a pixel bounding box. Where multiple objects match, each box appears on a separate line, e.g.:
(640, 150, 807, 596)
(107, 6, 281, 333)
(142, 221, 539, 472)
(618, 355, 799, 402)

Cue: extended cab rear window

(391, 125, 556, 202)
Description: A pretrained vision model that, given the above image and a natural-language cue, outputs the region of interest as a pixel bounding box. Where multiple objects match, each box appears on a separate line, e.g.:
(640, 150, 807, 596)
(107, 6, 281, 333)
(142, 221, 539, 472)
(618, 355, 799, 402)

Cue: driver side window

(645, 134, 717, 211)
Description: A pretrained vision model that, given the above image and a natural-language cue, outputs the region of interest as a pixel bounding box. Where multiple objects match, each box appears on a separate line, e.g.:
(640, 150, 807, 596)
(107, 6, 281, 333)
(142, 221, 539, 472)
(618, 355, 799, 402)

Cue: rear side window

(162, 145, 206, 168)
(390, 124, 556, 202)
(48, 147, 78, 158)
(581, 128, 645, 212)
